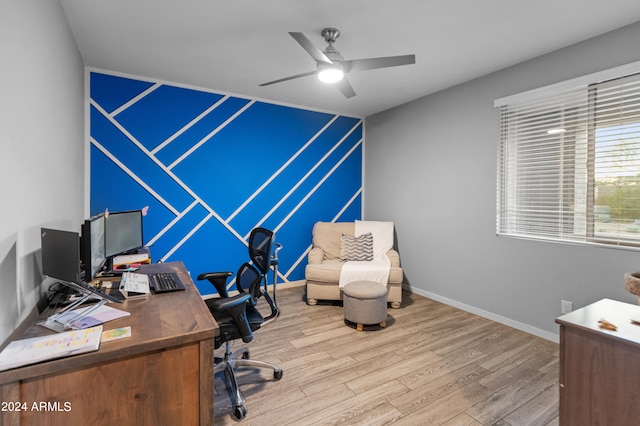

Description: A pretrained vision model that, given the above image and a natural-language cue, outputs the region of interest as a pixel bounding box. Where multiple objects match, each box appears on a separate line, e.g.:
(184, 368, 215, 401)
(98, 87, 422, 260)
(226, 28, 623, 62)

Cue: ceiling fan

(259, 28, 416, 98)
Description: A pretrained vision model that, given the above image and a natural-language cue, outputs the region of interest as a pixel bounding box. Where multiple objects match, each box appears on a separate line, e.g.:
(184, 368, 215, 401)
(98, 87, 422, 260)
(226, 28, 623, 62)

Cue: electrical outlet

(561, 300, 573, 314)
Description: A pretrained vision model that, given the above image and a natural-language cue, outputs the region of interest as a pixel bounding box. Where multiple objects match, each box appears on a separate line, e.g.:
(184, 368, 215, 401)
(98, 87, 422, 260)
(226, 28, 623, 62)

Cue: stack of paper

(112, 253, 150, 268)
(119, 272, 150, 299)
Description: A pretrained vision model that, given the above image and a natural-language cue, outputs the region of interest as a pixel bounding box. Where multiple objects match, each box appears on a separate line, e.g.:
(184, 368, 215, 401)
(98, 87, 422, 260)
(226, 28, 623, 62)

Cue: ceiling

(60, 0, 640, 117)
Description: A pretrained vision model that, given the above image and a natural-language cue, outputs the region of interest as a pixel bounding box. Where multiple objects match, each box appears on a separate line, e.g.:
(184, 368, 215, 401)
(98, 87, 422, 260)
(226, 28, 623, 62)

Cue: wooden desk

(0, 262, 218, 426)
(556, 298, 640, 425)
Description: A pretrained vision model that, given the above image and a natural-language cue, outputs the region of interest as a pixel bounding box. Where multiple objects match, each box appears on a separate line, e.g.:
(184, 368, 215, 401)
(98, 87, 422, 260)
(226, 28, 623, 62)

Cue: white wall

(365, 21, 640, 341)
(0, 0, 84, 343)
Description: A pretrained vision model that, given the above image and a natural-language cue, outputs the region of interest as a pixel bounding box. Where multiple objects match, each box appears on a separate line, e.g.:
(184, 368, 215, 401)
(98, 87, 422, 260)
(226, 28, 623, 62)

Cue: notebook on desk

(0, 326, 103, 371)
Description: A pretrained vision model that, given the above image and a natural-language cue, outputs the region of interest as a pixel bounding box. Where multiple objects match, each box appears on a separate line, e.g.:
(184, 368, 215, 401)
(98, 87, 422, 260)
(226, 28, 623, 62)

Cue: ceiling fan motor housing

(321, 27, 340, 44)
(321, 28, 343, 62)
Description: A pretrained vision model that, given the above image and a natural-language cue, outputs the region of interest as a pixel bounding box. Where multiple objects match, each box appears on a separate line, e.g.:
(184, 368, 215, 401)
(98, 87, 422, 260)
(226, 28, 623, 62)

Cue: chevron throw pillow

(340, 232, 374, 261)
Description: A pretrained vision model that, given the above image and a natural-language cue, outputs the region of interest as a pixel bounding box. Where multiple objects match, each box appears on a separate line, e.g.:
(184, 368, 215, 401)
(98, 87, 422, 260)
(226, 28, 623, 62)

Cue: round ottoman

(342, 281, 388, 331)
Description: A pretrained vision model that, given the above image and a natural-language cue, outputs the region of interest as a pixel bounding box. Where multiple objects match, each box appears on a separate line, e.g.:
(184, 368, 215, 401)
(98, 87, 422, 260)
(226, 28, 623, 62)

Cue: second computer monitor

(81, 213, 106, 282)
(105, 209, 143, 257)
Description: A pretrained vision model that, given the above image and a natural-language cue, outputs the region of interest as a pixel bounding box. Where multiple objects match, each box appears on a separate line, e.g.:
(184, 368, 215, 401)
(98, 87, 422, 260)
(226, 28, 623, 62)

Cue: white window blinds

(497, 70, 640, 248)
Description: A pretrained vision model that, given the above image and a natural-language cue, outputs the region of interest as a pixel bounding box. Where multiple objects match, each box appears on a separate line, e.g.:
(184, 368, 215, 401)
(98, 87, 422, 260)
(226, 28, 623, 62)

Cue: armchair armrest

(386, 249, 401, 267)
(308, 247, 325, 264)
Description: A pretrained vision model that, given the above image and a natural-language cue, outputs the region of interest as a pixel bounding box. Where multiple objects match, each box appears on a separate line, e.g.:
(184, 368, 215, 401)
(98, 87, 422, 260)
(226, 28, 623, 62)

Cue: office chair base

(215, 356, 246, 420)
(214, 345, 283, 420)
(235, 357, 283, 379)
(234, 405, 247, 420)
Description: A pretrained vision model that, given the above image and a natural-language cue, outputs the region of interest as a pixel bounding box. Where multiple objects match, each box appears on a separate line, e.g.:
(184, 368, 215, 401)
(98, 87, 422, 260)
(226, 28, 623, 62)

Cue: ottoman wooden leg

(380, 321, 386, 328)
(356, 323, 363, 331)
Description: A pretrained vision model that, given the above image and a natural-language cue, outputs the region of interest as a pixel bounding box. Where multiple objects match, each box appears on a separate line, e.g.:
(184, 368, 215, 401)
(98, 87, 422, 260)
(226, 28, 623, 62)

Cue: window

(496, 65, 640, 248)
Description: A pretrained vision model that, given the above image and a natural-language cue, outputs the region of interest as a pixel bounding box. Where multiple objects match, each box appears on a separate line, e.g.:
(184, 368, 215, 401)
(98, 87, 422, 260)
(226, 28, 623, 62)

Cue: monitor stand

(38, 280, 117, 332)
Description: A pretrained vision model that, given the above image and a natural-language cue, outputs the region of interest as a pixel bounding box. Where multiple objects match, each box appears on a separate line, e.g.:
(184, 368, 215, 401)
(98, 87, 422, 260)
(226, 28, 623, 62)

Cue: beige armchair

(305, 221, 403, 308)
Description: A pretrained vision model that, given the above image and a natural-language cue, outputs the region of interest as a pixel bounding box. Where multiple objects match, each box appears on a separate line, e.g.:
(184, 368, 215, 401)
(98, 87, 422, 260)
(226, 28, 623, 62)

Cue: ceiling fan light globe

(318, 68, 344, 84)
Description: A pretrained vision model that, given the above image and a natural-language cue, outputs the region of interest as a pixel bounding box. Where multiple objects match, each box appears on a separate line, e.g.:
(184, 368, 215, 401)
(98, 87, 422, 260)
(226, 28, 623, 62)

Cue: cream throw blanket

(339, 220, 393, 288)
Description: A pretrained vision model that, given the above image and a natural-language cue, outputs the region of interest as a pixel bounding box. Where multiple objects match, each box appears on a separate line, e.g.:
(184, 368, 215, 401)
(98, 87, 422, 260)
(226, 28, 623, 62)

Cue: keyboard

(149, 272, 185, 293)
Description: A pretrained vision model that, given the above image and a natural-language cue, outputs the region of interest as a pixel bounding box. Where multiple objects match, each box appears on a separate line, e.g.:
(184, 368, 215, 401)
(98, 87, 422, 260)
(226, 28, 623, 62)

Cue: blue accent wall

(89, 71, 363, 294)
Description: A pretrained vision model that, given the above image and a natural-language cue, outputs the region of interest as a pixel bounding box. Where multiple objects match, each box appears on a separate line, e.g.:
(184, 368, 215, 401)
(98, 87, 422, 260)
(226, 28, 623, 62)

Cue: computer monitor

(104, 209, 143, 257)
(81, 213, 106, 282)
(41, 228, 81, 284)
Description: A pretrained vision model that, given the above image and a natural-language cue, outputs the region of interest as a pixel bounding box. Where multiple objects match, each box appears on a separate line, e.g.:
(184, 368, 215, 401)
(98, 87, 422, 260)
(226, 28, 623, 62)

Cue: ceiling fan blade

(289, 32, 333, 65)
(259, 70, 317, 87)
(342, 54, 416, 73)
(335, 77, 356, 98)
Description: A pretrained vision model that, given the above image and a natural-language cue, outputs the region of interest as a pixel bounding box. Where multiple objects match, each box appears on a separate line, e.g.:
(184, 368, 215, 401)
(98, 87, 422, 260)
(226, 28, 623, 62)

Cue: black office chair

(198, 260, 283, 420)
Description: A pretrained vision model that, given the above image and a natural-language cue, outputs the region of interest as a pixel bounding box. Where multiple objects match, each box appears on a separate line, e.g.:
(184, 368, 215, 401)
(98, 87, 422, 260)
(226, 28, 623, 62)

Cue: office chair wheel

(241, 350, 250, 359)
(274, 369, 283, 380)
(234, 405, 247, 420)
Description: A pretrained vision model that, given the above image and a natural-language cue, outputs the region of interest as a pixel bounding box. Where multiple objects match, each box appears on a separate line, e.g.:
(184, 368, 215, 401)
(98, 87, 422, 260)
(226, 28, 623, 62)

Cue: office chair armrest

(308, 247, 324, 264)
(207, 292, 255, 343)
(270, 242, 282, 266)
(197, 271, 233, 297)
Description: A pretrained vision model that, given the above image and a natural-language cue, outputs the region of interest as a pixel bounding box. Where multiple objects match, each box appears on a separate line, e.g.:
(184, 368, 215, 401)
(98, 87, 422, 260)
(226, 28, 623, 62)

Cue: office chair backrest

(248, 227, 280, 322)
(236, 262, 262, 306)
(249, 228, 275, 275)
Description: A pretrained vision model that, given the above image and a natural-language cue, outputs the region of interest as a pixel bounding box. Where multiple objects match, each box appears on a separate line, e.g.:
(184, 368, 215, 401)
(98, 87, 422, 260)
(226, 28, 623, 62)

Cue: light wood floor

(213, 285, 559, 425)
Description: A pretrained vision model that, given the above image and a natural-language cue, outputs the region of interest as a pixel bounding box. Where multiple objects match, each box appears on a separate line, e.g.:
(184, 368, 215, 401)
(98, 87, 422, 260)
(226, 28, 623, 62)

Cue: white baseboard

(201, 279, 305, 300)
(262, 279, 306, 291)
(405, 284, 559, 343)
(272, 279, 306, 289)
